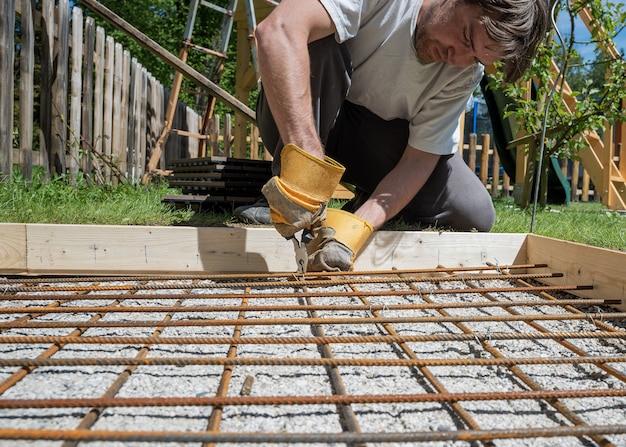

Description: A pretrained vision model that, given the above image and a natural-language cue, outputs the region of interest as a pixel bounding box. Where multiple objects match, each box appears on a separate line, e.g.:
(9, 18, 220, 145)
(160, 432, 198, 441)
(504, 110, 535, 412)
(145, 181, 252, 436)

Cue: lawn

(0, 174, 623, 251)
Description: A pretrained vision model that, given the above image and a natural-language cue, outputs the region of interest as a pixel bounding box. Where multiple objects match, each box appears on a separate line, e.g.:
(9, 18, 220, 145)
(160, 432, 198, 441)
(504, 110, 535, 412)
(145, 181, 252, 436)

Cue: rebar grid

(0, 264, 624, 446)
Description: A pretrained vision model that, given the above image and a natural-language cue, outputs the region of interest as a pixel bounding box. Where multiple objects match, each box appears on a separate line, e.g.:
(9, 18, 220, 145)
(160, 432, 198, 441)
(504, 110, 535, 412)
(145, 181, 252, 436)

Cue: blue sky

(557, 8, 626, 60)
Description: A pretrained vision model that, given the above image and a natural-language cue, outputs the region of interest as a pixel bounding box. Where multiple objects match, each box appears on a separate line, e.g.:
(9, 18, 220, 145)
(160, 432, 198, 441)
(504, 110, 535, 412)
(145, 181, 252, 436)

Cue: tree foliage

(78, 0, 237, 112)
(488, 0, 626, 208)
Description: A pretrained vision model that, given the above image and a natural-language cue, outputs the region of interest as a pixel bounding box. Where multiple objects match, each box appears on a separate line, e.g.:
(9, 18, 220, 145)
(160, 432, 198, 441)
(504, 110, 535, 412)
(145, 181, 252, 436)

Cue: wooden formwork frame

(0, 223, 623, 310)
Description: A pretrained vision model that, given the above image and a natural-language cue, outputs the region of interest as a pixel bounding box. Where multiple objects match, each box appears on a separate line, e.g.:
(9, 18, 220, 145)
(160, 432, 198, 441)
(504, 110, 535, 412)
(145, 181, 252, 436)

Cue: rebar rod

(301, 287, 364, 446)
(2, 330, 623, 347)
(1, 425, 625, 444)
(2, 312, 624, 329)
(347, 284, 492, 446)
(0, 286, 600, 302)
(0, 354, 622, 368)
(1, 295, 607, 315)
(1, 267, 624, 447)
(0, 264, 549, 285)
(204, 289, 250, 447)
(2, 387, 625, 408)
(438, 272, 618, 447)
(0, 272, 564, 293)
(61, 287, 196, 447)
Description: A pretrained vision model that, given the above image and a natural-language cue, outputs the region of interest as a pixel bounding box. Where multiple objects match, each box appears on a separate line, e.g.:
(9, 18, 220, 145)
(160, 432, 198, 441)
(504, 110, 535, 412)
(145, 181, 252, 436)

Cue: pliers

(288, 228, 314, 277)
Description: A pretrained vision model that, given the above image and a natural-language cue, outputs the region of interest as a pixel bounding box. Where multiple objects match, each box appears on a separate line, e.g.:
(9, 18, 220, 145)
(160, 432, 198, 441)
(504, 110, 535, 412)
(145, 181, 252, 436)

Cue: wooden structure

(0, 223, 624, 310)
(493, 5, 626, 211)
(7, 0, 204, 183)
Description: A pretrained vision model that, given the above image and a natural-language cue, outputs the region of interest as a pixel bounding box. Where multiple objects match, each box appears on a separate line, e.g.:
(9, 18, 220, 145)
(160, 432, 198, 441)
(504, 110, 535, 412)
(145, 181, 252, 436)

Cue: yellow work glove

(261, 144, 345, 238)
(307, 208, 373, 272)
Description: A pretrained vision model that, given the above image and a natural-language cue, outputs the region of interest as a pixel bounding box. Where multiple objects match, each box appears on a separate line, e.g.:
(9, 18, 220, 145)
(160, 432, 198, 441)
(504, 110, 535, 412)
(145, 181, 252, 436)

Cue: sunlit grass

(1, 173, 623, 251)
(0, 172, 193, 226)
(491, 199, 625, 250)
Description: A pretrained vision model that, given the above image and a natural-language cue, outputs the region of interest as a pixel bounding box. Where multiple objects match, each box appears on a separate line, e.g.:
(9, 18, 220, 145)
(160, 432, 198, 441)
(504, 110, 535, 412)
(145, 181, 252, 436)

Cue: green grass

(0, 173, 194, 226)
(0, 174, 623, 251)
(491, 199, 626, 251)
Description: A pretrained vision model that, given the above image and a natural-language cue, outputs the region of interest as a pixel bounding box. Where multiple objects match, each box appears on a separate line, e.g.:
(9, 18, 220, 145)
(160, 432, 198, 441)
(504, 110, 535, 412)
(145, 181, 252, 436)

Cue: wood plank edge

(0, 224, 527, 276)
(526, 234, 625, 310)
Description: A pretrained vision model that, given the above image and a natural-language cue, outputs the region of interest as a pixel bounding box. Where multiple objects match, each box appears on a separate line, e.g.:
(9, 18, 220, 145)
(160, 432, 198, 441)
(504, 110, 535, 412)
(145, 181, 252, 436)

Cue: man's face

(415, 0, 503, 67)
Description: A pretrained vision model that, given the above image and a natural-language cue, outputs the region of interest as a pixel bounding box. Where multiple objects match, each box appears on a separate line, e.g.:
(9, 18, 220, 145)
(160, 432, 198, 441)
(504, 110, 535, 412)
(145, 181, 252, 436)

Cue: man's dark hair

(468, 0, 551, 81)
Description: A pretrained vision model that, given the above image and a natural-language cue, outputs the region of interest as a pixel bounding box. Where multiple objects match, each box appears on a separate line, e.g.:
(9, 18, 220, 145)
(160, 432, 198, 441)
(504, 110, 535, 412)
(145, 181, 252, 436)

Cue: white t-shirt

(319, 0, 483, 155)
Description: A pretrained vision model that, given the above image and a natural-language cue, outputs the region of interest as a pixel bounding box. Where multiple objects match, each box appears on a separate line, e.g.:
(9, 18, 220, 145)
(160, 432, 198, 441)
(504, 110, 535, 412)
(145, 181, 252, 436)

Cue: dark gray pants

(257, 36, 495, 231)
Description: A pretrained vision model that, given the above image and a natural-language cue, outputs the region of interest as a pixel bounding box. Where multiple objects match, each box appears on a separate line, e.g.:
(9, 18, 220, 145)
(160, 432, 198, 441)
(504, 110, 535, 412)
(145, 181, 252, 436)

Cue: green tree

(78, 0, 233, 111)
(489, 0, 626, 209)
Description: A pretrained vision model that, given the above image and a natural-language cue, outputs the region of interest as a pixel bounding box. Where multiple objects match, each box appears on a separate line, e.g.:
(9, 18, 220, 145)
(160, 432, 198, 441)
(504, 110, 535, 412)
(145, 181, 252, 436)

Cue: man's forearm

(255, 0, 336, 160)
(354, 147, 440, 230)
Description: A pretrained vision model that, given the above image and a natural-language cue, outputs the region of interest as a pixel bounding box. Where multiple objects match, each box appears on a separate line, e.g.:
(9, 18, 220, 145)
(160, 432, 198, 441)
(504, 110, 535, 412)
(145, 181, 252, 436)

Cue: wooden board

(0, 224, 526, 275)
(526, 234, 625, 308)
(1, 224, 623, 311)
(22, 224, 294, 275)
(355, 231, 527, 271)
(0, 223, 27, 274)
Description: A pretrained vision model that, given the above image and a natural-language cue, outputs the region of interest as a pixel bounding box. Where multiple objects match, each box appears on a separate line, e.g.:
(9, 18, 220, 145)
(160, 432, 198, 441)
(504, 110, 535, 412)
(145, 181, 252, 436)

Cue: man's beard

(414, 0, 455, 63)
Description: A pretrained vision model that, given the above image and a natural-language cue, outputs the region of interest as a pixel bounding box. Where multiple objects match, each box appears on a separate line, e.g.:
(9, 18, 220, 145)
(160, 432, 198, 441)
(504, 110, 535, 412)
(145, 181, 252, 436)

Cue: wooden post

(479, 134, 490, 186)
(119, 50, 131, 177)
(582, 169, 590, 202)
(103, 35, 115, 181)
(146, 75, 156, 166)
(39, 0, 55, 178)
(224, 113, 233, 157)
(211, 115, 221, 156)
(19, 0, 34, 180)
(51, 0, 70, 175)
(250, 124, 260, 160)
(139, 67, 148, 179)
(82, 17, 95, 176)
(502, 173, 510, 199)
(128, 59, 140, 180)
(234, 15, 254, 159)
(601, 120, 614, 208)
(93, 27, 105, 180)
(468, 133, 477, 174)
(570, 159, 580, 202)
(0, 0, 15, 178)
(111, 42, 124, 184)
(69, 6, 83, 182)
(491, 145, 500, 198)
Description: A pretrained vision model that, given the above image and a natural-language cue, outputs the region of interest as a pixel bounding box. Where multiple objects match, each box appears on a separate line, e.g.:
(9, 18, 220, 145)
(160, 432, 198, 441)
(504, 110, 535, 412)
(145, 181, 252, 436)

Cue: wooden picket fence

(3, 0, 206, 183)
(464, 133, 598, 202)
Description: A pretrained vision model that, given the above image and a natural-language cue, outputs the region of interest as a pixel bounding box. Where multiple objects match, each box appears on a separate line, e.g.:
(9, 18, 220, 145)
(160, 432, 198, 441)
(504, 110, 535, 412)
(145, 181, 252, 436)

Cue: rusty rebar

(1, 425, 625, 443)
(1, 330, 623, 347)
(0, 272, 564, 293)
(2, 387, 625, 409)
(1, 312, 624, 330)
(0, 354, 622, 368)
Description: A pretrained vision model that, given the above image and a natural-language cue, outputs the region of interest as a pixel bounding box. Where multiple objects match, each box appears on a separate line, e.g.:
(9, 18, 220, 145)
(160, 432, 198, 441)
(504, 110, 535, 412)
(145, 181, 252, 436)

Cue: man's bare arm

(354, 146, 441, 230)
(255, 0, 336, 160)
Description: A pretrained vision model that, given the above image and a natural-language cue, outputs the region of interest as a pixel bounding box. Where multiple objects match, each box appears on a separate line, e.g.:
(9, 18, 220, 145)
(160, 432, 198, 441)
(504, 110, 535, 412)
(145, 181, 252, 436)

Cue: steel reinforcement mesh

(0, 264, 625, 446)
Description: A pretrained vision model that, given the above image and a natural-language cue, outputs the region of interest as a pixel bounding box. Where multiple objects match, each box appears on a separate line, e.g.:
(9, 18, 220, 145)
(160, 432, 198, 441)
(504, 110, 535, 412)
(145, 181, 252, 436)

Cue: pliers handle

(288, 228, 313, 276)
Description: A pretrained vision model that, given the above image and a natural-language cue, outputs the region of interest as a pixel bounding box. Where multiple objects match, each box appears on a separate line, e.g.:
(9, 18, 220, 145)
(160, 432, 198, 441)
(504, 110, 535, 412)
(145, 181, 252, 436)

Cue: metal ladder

(143, 0, 260, 183)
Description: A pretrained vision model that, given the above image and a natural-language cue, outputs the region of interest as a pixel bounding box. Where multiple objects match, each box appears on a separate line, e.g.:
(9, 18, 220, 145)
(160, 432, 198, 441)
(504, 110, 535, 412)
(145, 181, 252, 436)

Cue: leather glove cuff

(280, 144, 345, 201)
(324, 208, 373, 258)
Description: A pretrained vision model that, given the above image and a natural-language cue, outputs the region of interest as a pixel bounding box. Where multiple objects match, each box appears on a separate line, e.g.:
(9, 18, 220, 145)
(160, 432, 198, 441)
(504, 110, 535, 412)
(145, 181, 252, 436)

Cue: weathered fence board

(19, 0, 34, 179)
(69, 6, 83, 180)
(0, 0, 16, 176)
(82, 16, 95, 175)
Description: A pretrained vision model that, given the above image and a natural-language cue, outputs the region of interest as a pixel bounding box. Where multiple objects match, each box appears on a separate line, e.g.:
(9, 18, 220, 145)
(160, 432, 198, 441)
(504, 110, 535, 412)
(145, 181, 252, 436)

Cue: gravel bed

(0, 273, 624, 446)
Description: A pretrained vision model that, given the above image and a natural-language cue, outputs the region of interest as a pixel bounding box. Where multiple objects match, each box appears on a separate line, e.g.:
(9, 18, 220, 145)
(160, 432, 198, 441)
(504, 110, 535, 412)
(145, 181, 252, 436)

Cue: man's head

(415, 0, 550, 81)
